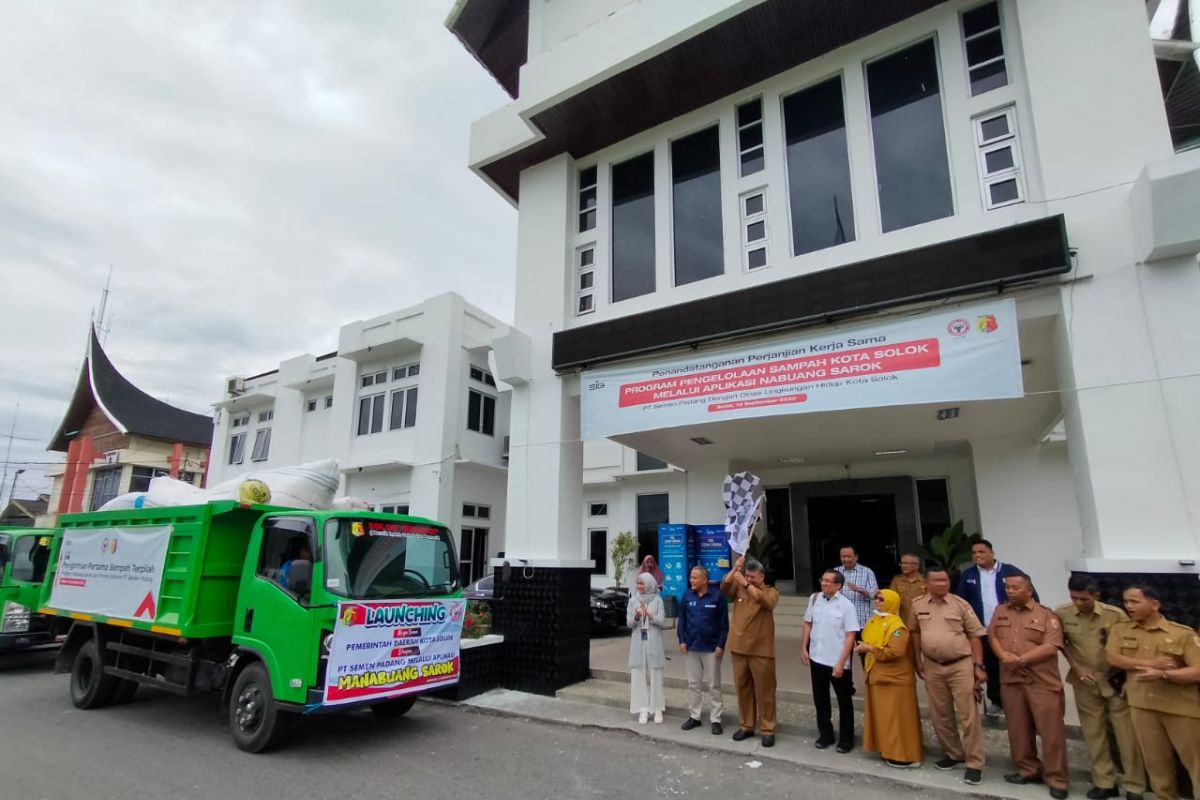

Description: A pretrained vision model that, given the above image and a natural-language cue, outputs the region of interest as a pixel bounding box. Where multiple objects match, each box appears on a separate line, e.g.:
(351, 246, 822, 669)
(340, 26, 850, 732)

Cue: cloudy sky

(0, 1, 516, 499)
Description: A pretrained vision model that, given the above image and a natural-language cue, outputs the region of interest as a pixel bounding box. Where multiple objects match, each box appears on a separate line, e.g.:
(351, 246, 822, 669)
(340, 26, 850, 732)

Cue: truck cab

(0, 528, 59, 651)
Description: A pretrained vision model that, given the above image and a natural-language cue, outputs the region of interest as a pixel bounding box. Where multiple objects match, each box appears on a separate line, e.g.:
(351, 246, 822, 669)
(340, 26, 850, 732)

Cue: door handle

(243, 608, 254, 633)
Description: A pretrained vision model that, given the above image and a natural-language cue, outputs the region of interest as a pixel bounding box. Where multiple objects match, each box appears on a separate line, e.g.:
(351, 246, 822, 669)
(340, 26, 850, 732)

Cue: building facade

(453, 0, 1200, 665)
(39, 328, 212, 526)
(208, 293, 512, 587)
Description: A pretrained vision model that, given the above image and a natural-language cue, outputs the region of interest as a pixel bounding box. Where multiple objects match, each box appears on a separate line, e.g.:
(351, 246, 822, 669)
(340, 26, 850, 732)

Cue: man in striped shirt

(835, 545, 878, 680)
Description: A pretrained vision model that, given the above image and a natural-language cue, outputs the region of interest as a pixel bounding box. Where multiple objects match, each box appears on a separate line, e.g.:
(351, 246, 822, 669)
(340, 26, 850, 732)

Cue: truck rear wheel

(228, 662, 285, 753)
(369, 696, 416, 718)
(70, 639, 119, 709)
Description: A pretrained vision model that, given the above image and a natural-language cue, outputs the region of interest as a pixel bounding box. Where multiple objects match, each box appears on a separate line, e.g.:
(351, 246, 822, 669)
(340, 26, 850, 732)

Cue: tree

(610, 530, 638, 588)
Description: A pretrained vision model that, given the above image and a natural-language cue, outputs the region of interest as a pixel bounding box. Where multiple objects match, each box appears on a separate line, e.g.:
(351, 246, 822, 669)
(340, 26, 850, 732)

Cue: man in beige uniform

(908, 567, 987, 786)
(721, 555, 780, 746)
(1106, 584, 1200, 800)
(1054, 575, 1146, 800)
(889, 553, 927, 622)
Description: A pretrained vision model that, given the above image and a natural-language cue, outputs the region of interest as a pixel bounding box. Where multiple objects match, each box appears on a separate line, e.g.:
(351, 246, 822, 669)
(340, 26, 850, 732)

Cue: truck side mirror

(287, 559, 313, 599)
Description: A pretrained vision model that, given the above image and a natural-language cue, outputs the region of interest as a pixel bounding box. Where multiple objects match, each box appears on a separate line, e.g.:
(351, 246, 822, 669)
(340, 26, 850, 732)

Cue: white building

(453, 0, 1200, 684)
(208, 292, 512, 587)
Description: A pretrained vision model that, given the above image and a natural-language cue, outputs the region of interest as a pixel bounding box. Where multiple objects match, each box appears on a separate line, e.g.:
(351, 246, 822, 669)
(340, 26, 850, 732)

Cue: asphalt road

(1, 648, 958, 800)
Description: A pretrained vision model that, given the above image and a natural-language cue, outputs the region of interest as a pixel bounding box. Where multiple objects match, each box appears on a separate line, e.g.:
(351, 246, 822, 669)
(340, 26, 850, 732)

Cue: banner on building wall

(580, 299, 1023, 440)
(47, 526, 171, 622)
(323, 599, 465, 706)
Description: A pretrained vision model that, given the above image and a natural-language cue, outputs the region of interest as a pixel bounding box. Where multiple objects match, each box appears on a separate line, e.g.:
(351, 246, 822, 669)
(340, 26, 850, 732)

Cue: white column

(409, 293, 463, 525)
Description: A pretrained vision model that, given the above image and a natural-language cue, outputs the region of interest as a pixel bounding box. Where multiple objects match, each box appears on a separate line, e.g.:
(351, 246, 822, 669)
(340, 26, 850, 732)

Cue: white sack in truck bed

(97, 459, 341, 511)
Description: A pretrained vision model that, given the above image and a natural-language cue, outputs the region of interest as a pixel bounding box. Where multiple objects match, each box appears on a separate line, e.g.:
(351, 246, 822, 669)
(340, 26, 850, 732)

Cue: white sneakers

(653, 711, 664, 724)
(638, 711, 649, 724)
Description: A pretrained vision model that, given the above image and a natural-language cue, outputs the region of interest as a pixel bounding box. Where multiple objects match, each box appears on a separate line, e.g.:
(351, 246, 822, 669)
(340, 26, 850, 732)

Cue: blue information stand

(657, 524, 695, 604)
(694, 524, 732, 585)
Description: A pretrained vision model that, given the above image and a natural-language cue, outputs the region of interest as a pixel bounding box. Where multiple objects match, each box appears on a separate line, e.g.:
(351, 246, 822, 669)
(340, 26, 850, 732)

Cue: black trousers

(811, 661, 855, 747)
(980, 635, 1002, 707)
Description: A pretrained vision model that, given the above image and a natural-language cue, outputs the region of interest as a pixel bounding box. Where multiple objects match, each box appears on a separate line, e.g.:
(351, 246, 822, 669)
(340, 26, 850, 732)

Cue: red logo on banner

(947, 318, 970, 337)
(133, 592, 157, 619)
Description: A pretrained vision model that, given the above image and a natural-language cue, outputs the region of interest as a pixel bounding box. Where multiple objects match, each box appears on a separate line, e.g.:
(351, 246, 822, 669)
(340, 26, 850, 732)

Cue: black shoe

(1086, 788, 1117, 799)
(762, 734, 775, 748)
(886, 760, 919, 769)
(1125, 794, 1144, 800)
(935, 757, 964, 771)
(836, 743, 853, 754)
(963, 769, 982, 785)
(814, 737, 834, 750)
(681, 717, 702, 731)
(732, 729, 753, 742)
(1049, 789, 1068, 800)
(1005, 774, 1045, 785)
(711, 722, 723, 736)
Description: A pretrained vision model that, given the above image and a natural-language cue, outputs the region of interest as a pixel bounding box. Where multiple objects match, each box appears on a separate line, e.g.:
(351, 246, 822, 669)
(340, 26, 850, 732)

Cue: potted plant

(461, 600, 492, 639)
(609, 530, 638, 590)
(921, 519, 981, 583)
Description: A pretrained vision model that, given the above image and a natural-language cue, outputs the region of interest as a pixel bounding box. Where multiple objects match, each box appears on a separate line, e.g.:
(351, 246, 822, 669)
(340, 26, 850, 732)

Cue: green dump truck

(37, 501, 465, 752)
(0, 527, 63, 651)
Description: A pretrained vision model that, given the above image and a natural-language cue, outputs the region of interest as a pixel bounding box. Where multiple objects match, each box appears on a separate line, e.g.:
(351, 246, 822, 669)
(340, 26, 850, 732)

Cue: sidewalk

(453, 688, 1091, 800)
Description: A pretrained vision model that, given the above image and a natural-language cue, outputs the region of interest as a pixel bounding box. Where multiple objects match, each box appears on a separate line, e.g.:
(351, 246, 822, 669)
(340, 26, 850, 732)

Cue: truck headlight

(2, 601, 30, 633)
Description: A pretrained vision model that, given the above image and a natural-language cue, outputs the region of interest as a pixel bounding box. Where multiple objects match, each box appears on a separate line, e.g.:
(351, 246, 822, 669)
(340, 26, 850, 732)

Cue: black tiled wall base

(491, 565, 592, 695)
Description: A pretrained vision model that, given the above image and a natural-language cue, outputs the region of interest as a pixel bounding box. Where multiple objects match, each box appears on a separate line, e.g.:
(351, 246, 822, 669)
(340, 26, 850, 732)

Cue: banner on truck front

(46, 526, 171, 622)
(322, 599, 466, 706)
(580, 298, 1023, 440)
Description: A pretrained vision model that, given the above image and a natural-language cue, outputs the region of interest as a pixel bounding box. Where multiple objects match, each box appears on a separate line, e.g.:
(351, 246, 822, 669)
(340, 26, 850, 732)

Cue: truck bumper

(0, 629, 59, 652)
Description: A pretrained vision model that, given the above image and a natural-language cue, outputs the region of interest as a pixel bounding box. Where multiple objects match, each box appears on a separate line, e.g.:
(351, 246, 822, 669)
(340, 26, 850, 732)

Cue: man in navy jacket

(956, 539, 1028, 716)
(678, 565, 729, 735)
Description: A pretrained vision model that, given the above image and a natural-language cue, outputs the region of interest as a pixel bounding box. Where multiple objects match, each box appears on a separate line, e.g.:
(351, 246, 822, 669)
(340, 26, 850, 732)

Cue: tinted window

(636, 494, 670, 565)
(672, 126, 723, 286)
(783, 76, 856, 255)
(611, 152, 656, 302)
(867, 39, 954, 232)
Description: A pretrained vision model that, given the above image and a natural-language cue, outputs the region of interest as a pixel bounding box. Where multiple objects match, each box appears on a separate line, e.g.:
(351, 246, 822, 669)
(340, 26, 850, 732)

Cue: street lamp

(5, 468, 25, 511)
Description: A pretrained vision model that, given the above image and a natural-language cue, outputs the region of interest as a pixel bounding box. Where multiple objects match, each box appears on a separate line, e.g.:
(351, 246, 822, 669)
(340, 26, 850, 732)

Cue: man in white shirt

(802, 570, 861, 753)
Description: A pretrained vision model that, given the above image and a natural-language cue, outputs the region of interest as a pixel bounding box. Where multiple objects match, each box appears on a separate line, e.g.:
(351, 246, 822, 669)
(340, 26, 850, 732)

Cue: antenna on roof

(96, 265, 114, 344)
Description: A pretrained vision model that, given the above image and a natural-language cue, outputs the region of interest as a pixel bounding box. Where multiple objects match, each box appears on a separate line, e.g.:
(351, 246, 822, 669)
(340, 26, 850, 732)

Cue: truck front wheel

(228, 662, 285, 753)
(369, 696, 416, 718)
(70, 639, 119, 709)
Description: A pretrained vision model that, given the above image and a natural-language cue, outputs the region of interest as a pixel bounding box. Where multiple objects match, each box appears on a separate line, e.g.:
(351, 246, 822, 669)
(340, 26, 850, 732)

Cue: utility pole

(0, 403, 17, 510)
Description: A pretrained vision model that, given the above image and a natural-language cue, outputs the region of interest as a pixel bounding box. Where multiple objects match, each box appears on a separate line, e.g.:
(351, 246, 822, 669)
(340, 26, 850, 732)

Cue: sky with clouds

(0, 1, 516, 500)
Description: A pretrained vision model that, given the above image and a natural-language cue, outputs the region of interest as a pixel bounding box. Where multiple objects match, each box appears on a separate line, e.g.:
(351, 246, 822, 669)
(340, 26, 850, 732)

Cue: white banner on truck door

(581, 299, 1023, 440)
(47, 526, 171, 622)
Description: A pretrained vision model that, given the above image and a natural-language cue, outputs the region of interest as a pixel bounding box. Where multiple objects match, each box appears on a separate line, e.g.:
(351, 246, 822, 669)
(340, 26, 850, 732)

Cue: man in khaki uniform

(1106, 584, 1200, 800)
(989, 573, 1069, 799)
(721, 555, 780, 746)
(907, 567, 987, 786)
(889, 553, 927, 622)
(1055, 576, 1146, 800)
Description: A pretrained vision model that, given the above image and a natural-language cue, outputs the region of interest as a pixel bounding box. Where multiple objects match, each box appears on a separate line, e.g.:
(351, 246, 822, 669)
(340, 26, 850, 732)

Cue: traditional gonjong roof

(48, 327, 213, 452)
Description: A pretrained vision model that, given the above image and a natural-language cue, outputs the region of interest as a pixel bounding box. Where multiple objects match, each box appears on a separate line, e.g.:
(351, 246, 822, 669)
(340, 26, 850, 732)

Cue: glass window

(671, 126, 724, 286)
(228, 432, 246, 465)
(747, 247, 768, 269)
(129, 466, 168, 494)
(736, 99, 765, 176)
(611, 151, 656, 302)
(251, 428, 272, 461)
(589, 502, 608, 517)
(578, 166, 597, 232)
(467, 390, 496, 436)
(635, 493, 669, 565)
(979, 114, 1011, 143)
(324, 395, 333, 409)
(389, 387, 418, 430)
(357, 394, 385, 435)
(323, 517, 456, 599)
(589, 529, 608, 575)
(580, 248, 594, 267)
(89, 468, 122, 511)
(306, 399, 317, 412)
(257, 516, 316, 599)
(984, 146, 1014, 174)
(8, 534, 51, 583)
(867, 39, 954, 233)
(636, 451, 668, 471)
(578, 295, 594, 314)
(744, 194, 764, 216)
(961, 2, 1008, 96)
(783, 76, 856, 255)
(988, 178, 1019, 205)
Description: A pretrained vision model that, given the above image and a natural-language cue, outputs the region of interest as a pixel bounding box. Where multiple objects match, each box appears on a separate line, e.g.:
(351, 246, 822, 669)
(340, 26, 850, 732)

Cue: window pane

(389, 390, 406, 430)
(589, 530, 607, 575)
(375, 371, 387, 384)
(370, 395, 384, 434)
(738, 124, 763, 151)
(361, 375, 373, 388)
(357, 397, 372, 435)
(463, 504, 476, 517)
(579, 248, 594, 267)
(672, 126, 723, 287)
(579, 186, 597, 211)
(744, 194, 764, 216)
(580, 272, 594, 290)
(867, 39, 954, 232)
(984, 146, 1014, 174)
(482, 395, 496, 435)
(748, 247, 768, 269)
(979, 114, 1010, 142)
(988, 178, 1019, 205)
(580, 209, 596, 232)
(635, 493, 669, 564)
(477, 506, 490, 520)
(579, 165, 596, 188)
(969, 60, 1008, 95)
(470, 366, 483, 381)
(966, 30, 1004, 67)
(746, 221, 766, 242)
(578, 295, 594, 314)
(962, 2, 1000, 37)
(230, 433, 246, 464)
(324, 395, 333, 408)
(636, 451, 668, 471)
(783, 75, 856, 254)
(404, 387, 418, 428)
(740, 148, 764, 176)
(467, 390, 481, 431)
(611, 152, 656, 302)
(408, 364, 419, 376)
(736, 99, 762, 127)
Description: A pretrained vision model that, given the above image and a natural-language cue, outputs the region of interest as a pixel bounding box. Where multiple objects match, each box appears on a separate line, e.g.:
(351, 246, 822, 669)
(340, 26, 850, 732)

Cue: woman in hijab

(627, 572, 669, 724)
(854, 588, 924, 768)
(638, 555, 664, 588)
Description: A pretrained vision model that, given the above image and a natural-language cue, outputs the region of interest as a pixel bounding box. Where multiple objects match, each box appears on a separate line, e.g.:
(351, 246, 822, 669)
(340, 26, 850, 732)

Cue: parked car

(463, 573, 494, 600)
(590, 587, 627, 633)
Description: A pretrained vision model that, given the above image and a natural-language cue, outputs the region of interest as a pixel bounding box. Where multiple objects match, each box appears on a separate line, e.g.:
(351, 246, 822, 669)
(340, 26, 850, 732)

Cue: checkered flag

(724, 471, 762, 555)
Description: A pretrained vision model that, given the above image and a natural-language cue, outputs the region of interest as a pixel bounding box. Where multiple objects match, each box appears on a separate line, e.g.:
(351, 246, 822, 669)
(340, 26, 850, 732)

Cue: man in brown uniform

(989, 573, 1069, 799)
(721, 555, 780, 746)
(1054, 575, 1146, 800)
(1105, 584, 1200, 800)
(907, 567, 987, 786)
(890, 553, 928, 621)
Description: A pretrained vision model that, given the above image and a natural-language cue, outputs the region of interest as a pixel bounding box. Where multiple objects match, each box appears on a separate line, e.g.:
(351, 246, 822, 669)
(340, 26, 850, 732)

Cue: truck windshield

(323, 518, 458, 599)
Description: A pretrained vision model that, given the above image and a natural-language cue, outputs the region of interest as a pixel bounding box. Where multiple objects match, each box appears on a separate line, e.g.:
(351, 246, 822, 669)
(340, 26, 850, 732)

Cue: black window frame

(467, 389, 497, 436)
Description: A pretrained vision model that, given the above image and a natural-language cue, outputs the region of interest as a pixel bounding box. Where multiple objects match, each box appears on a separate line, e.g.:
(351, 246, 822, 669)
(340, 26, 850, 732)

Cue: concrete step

(559, 674, 1090, 781)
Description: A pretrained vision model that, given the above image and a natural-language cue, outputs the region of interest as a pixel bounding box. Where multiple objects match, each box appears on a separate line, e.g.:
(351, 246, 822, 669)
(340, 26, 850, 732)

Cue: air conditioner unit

(226, 376, 245, 396)
(502, 435, 510, 459)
